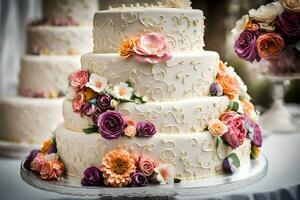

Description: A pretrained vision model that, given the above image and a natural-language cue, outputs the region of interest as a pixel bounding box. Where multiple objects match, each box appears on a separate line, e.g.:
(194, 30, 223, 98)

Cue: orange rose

(241, 99, 255, 117)
(208, 119, 228, 137)
(216, 73, 240, 100)
(256, 33, 285, 59)
(119, 38, 136, 58)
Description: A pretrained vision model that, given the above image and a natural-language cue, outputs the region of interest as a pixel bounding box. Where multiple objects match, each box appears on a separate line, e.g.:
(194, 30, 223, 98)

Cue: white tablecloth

(0, 131, 300, 200)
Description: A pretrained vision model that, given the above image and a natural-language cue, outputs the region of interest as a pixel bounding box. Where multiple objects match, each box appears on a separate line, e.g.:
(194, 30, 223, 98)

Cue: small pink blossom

(133, 33, 172, 64)
(31, 153, 46, 172)
(70, 70, 89, 90)
(138, 156, 157, 176)
(124, 126, 137, 138)
(72, 93, 84, 112)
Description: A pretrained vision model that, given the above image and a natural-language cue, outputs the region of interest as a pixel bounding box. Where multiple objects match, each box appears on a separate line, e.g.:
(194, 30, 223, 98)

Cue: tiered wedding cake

(0, 0, 98, 146)
(24, 0, 262, 187)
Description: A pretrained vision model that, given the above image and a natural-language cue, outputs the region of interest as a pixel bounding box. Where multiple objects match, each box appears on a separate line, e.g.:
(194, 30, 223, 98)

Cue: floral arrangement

(30, 18, 79, 26)
(69, 70, 156, 140)
(23, 138, 64, 181)
(119, 32, 172, 64)
(232, 0, 300, 75)
(20, 88, 66, 99)
(81, 148, 178, 187)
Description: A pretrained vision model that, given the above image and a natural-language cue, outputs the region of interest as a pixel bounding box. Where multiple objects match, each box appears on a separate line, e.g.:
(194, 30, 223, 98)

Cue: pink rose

(72, 93, 84, 112)
(250, 120, 263, 147)
(139, 157, 156, 176)
(124, 126, 137, 138)
(40, 160, 64, 180)
(220, 112, 247, 149)
(133, 33, 172, 64)
(31, 153, 46, 172)
(70, 70, 88, 90)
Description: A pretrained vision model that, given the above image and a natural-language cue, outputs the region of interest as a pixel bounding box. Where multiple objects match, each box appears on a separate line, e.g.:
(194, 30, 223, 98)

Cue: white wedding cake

(0, 0, 98, 146)
(24, 0, 263, 187)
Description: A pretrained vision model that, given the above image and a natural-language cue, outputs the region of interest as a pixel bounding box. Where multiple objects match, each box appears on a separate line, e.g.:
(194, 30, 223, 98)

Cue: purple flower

(137, 121, 157, 138)
(24, 149, 39, 170)
(97, 94, 114, 112)
(46, 145, 57, 154)
(97, 111, 125, 140)
(249, 120, 263, 147)
(81, 167, 102, 186)
(223, 157, 237, 174)
(234, 30, 261, 62)
(81, 102, 96, 117)
(131, 170, 148, 187)
(210, 83, 223, 96)
(276, 12, 300, 42)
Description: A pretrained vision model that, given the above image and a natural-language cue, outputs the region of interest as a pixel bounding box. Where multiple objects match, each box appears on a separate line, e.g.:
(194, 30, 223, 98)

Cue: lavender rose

(276, 11, 300, 41)
(81, 167, 102, 186)
(223, 157, 237, 174)
(210, 83, 224, 96)
(131, 171, 148, 187)
(24, 149, 40, 170)
(249, 120, 263, 147)
(81, 102, 96, 117)
(46, 145, 57, 154)
(137, 121, 157, 138)
(97, 111, 125, 140)
(97, 94, 114, 112)
(234, 30, 261, 62)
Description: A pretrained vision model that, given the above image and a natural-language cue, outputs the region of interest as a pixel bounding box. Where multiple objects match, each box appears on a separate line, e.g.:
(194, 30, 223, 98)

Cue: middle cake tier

(81, 51, 219, 102)
(63, 96, 229, 133)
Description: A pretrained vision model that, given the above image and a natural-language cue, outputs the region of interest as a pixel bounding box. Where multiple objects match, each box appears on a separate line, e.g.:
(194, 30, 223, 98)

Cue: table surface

(0, 132, 299, 200)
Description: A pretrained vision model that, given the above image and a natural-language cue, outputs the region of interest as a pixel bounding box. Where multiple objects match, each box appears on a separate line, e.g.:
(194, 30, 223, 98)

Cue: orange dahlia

(119, 38, 136, 59)
(100, 149, 136, 187)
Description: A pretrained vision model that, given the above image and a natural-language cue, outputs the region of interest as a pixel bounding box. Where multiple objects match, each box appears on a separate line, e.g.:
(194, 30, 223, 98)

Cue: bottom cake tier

(55, 123, 251, 180)
(0, 96, 63, 144)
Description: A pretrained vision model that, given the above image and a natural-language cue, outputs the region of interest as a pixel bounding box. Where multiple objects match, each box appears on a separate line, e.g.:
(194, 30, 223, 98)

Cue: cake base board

(0, 140, 39, 158)
(20, 155, 268, 198)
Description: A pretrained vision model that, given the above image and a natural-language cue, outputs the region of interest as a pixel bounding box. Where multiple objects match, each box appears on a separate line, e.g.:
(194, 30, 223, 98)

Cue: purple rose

(97, 111, 125, 140)
(81, 167, 102, 186)
(137, 121, 157, 138)
(234, 30, 261, 63)
(249, 121, 263, 147)
(46, 144, 57, 154)
(24, 149, 39, 170)
(97, 94, 114, 112)
(81, 102, 96, 117)
(223, 157, 237, 174)
(276, 12, 300, 42)
(131, 171, 148, 187)
(210, 83, 223, 96)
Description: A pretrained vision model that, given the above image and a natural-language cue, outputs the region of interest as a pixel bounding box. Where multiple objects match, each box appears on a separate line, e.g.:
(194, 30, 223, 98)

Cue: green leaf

(216, 136, 222, 149)
(52, 137, 57, 147)
(295, 41, 300, 52)
(227, 101, 239, 112)
(134, 98, 143, 104)
(221, 137, 230, 146)
(227, 153, 240, 168)
(125, 81, 133, 88)
(174, 178, 181, 183)
(83, 126, 98, 134)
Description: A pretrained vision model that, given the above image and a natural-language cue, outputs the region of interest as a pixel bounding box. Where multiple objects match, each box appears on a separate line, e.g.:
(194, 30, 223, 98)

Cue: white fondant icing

(55, 123, 251, 180)
(63, 96, 230, 133)
(81, 51, 219, 102)
(19, 56, 81, 95)
(93, 8, 204, 53)
(0, 97, 63, 144)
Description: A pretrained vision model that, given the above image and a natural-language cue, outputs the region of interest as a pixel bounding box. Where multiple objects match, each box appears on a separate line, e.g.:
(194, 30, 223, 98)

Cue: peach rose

(216, 73, 240, 100)
(139, 157, 156, 176)
(40, 160, 64, 180)
(208, 119, 228, 137)
(124, 126, 137, 138)
(72, 93, 84, 112)
(31, 153, 46, 172)
(241, 99, 255, 117)
(256, 33, 285, 59)
(133, 32, 172, 64)
(70, 70, 88, 90)
(119, 38, 136, 58)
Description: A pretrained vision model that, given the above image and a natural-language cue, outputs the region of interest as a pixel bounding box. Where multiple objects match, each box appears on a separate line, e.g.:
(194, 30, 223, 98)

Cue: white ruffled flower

(110, 99, 119, 108)
(112, 82, 133, 101)
(165, 0, 191, 9)
(154, 164, 175, 185)
(249, 2, 283, 23)
(231, 15, 249, 40)
(45, 153, 58, 162)
(281, 0, 300, 13)
(85, 73, 107, 93)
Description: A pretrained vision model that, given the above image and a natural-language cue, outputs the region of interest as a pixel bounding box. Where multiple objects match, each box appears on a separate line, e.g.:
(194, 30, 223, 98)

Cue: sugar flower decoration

(138, 156, 156, 177)
(81, 167, 103, 186)
(256, 33, 285, 59)
(231, 15, 250, 40)
(131, 171, 148, 187)
(40, 139, 52, 154)
(70, 70, 88, 90)
(31, 153, 46, 172)
(97, 111, 125, 140)
(165, 0, 192, 9)
(119, 38, 137, 58)
(136, 120, 157, 137)
(223, 153, 240, 174)
(281, 0, 300, 13)
(153, 164, 175, 185)
(24, 149, 40, 170)
(208, 119, 228, 137)
(40, 160, 64, 180)
(85, 73, 107, 93)
(100, 149, 136, 187)
(276, 11, 300, 41)
(72, 93, 85, 112)
(112, 82, 133, 101)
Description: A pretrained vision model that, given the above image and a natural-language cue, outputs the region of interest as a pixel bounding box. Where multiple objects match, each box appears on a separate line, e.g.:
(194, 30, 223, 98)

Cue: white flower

(66, 87, 76, 100)
(154, 164, 175, 185)
(85, 73, 107, 93)
(45, 153, 58, 162)
(165, 0, 191, 9)
(281, 0, 300, 13)
(110, 99, 119, 108)
(231, 15, 249, 40)
(112, 82, 133, 101)
(249, 2, 283, 23)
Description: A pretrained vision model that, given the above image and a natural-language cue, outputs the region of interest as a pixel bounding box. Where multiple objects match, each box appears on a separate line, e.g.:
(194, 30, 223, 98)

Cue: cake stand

(20, 155, 268, 198)
(0, 140, 39, 158)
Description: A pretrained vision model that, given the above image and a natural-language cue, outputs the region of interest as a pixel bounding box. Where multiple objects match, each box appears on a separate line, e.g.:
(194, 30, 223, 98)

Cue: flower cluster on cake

(232, 0, 300, 75)
(24, 0, 263, 188)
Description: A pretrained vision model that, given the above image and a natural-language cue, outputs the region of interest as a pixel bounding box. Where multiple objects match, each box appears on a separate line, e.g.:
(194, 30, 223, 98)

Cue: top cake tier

(93, 8, 204, 53)
(42, 0, 98, 25)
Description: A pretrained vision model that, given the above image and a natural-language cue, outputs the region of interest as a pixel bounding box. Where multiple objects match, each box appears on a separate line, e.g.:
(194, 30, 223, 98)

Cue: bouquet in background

(232, 0, 300, 75)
